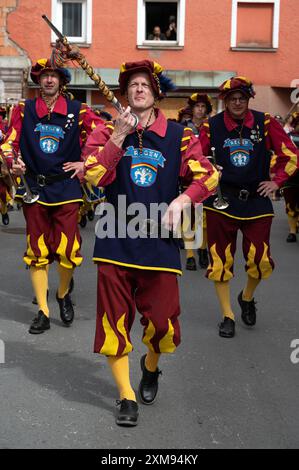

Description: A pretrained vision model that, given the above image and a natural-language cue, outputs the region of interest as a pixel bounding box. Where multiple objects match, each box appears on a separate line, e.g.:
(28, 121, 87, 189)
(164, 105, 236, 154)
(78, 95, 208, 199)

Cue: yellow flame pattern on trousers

(24, 234, 49, 267)
(99, 312, 133, 355)
(56, 232, 82, 269)
(208, 243, 234, 281)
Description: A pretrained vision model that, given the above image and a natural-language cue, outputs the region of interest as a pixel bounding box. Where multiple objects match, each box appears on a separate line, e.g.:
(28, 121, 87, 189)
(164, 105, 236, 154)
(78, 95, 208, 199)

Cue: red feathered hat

(177, 106, 192, 122)
(30, 58, 71, 85)
(119, 60, 175, 99)
(218, 76, 255, 100)
(187, 93, 213, 114)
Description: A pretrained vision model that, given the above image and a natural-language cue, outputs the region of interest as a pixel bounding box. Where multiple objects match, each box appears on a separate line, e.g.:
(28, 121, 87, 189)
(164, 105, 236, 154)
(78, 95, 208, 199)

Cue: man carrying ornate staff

(0, 58, 102, 334)
(200, 76, 299, 339)
(63, 59, 219, 427)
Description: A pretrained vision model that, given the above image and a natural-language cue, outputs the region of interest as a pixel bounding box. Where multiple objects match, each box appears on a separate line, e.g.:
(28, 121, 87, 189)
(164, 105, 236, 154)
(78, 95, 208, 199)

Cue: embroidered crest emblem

(223, 138, 254, 167)
(34, 123, 65, 153)
(124, 146, 166, 187)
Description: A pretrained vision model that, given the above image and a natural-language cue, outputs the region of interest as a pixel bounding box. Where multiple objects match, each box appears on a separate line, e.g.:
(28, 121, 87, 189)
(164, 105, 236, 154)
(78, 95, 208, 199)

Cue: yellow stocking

(30, 266, 49, 316)
(186, 249, 194, 258)
(242, 276, 261, 301)
(145, 350, 161, 372)
(214, 281, 234, 320)
(57, 264, 74, 299)
(288, 215, 298, 234)
(200, 227, 207, 250)
(107, 355, 136, 401)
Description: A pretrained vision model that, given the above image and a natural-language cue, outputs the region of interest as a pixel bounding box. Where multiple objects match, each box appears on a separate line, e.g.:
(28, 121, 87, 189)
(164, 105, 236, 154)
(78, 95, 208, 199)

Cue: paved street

(0, 201, 299, 449)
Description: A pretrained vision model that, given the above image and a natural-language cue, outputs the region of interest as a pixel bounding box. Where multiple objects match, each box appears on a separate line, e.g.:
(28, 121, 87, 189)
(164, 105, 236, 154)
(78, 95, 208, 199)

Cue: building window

(63, 2, 82, 37)
(137, 0, 186, 48)
(231, 0, 280, 50)
(51, 0, 92, 44)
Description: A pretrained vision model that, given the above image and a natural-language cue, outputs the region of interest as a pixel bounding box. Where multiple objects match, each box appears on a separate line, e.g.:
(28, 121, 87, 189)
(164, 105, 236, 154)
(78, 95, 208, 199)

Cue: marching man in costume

(0, 174, 12, 226)
(180, 93, 213, 271)
(200, 76, 299, 338)
(280, 112, 299, 243)
(0, 58, 102, 334)
(64, 59, 219, 426)
(0, 111, 12, 225)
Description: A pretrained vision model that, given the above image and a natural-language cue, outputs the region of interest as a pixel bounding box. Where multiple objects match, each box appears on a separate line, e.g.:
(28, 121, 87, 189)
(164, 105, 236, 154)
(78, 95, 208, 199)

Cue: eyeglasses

(227, 96, 248, 104)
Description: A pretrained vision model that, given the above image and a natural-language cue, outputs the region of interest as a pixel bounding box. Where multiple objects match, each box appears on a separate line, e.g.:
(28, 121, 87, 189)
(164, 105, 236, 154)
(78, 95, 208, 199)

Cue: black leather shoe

(79, 214, 87, 228)
(87, 209, 95, 221)
(32, 289, 49, 305)
(29, 310, 50, 334)
(186, 256, 197, 271)
(56, 291, 74, 325)
(115, 399, 138, 426)
(198, 248, 209, 269)
(286, 233, 297, 243)
(138, 354, 162, 405)
(219, 317, 235, 338)
(1, 213, 9, 225)
(238, 291, 257, 326)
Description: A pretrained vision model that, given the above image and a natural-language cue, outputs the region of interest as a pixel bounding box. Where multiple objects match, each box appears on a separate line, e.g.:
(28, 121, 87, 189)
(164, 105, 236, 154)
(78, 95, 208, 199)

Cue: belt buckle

(36, 174, 46, 187)
(239, 189, 249, 201)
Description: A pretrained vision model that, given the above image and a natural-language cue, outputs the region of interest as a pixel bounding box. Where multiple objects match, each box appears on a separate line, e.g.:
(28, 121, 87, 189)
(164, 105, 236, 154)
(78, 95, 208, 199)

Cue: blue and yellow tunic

(83, 110, 219, 274)
(19, 98, 82, 205)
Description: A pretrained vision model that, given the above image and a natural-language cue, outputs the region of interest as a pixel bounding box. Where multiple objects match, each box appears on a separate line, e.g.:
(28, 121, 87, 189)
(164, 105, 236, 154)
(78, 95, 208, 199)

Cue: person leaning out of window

(148, 26, 166, 41)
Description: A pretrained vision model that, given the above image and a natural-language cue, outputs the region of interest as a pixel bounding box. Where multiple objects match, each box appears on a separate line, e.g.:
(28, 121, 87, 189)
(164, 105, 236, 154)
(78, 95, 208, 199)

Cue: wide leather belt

(26, 170, 73, 187)
(220, 183, 260, 201)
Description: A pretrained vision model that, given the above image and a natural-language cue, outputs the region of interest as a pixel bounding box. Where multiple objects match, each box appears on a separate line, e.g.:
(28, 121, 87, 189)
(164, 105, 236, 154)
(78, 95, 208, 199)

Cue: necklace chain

(236, 121, 244, 145)
(136, 108, 155, 154)
(41, 91, 60, 120)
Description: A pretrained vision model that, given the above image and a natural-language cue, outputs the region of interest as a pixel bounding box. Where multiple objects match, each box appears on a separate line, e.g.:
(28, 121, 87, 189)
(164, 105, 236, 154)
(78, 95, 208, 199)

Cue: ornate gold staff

(42, 15, 138, 126)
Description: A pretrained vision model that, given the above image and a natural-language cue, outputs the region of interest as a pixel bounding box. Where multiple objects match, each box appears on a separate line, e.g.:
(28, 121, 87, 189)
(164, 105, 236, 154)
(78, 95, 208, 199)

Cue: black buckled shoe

(56, 291, 74, 325)
(286, 233, 297, 243)
(218, 317, 235, 338)
(115, 399, 138, 427)
(238, 291, 257, 326)
(186, 256, 197, 271)
(29, 310, 50, 334)
(1, 213, 9, 225)
(198, 248, 209, 269)
(138, 354, 162, 405)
